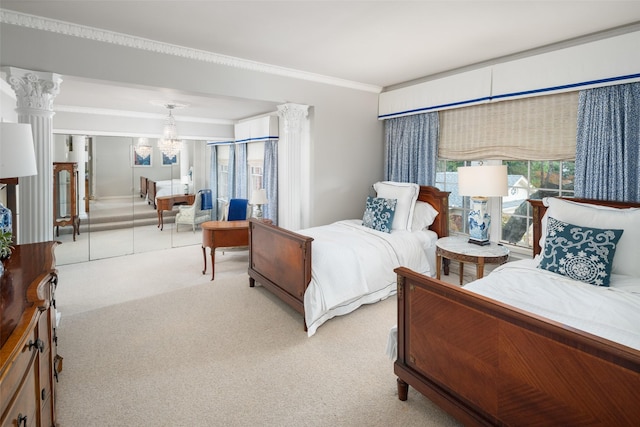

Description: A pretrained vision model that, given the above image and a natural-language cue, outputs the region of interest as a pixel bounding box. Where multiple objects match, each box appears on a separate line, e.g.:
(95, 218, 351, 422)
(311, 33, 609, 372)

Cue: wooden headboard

(418, 185, 450, 239)
(529, 197, 640, 257)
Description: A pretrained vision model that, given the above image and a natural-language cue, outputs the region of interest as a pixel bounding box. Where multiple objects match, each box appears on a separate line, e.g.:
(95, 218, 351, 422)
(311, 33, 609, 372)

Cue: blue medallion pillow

(362, 196, 397, 233)
(538, 216, 624, 286)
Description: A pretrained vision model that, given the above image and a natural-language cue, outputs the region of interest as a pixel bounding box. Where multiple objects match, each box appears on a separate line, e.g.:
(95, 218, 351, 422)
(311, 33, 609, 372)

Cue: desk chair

(175, 189, 212, 232)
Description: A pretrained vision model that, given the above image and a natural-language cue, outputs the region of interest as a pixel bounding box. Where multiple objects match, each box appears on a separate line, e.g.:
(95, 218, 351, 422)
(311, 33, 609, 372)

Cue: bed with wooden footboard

(139, 176, 148, 199)
(248, 184, 450, 336)
(393, 197, 640, 426)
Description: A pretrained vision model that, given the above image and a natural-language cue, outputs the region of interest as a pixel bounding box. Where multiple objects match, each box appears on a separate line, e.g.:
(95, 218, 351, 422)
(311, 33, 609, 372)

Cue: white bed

(248, 183, 450, 336)
(146, 178, 183, 208)
(302, 219, 438, 336)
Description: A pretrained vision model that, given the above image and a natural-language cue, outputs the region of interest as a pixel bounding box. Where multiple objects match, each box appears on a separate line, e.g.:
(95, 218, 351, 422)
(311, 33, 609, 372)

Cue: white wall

(0, 23, 383, 226)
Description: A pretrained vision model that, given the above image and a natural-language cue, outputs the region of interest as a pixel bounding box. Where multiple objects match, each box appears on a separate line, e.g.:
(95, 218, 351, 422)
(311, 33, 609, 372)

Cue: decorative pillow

(541, 198, 640, 277)
(410, 201, 439, 232)
(373, 181, 419, 231)
(362, 197, 397, 233)
(538, 216, 623, 286)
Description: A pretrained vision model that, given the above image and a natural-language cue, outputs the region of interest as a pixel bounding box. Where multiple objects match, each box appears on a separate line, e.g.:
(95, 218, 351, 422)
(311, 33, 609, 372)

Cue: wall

(0, 23, 383, 227)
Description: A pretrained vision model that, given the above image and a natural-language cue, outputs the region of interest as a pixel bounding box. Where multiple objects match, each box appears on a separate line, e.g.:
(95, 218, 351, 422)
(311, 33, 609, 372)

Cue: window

(436, 159, 575, 250)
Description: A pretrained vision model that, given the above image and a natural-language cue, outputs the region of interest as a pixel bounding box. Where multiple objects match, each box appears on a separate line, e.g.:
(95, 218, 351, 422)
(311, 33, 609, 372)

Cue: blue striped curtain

(234, 143, 248, 199)
(263, 140, 278, 224)
(384, 112, 439, 185)
(227, 146, 236, 200)
(575, 82, 640, 202)
(209, 145, 218, 218)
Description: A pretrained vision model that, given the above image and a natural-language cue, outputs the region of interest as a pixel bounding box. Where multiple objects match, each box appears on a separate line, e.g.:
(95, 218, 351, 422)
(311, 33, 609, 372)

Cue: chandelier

(136, 137, 152, 157)
(157, 104, 183, 157)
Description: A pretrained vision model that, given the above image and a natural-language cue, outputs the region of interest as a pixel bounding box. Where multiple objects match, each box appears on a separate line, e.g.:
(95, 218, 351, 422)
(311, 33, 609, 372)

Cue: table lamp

(249, 189, 268, 219)
(457, 165, 508, 245)
(0, 122, 38, 244)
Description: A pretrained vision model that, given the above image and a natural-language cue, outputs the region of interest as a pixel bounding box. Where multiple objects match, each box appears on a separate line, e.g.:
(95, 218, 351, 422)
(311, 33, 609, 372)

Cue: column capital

(277, 103, 309, 134)
(2, 66, 62, 111)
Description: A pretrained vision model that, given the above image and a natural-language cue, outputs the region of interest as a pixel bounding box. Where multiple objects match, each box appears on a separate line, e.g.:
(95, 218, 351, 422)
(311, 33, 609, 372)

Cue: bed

(393, 197, 640, 426)
(139, 176, 148, 199)
(248, 183, 450, 336)
(146, 178, 183, 209)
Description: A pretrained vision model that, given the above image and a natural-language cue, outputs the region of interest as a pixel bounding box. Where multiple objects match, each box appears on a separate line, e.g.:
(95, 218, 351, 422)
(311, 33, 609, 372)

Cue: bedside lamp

(0, 122, 38, 241)
(458, 165, 507, 246)
(249, 189, 268, 219)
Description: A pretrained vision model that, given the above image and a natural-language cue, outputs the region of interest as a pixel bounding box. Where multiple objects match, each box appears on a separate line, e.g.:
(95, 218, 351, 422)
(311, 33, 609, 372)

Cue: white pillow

(541, 197, 640, 277)
(411, 201, 439, 232)
(373, 181, 420, 231)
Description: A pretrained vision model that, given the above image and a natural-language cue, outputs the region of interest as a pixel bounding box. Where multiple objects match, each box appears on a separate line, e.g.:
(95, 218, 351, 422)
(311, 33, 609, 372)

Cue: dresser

(1, 242, 61, 427)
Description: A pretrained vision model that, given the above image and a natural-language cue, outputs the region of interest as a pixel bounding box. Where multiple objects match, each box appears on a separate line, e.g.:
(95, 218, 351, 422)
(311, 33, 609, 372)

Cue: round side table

(436, 236, 509, 286)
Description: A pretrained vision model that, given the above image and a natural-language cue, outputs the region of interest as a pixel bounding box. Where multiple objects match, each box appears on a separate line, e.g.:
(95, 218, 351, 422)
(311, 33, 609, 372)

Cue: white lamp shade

(458, 165, 508, 197)
(250, 188, 268, 205)
(0, 123, 38, 179)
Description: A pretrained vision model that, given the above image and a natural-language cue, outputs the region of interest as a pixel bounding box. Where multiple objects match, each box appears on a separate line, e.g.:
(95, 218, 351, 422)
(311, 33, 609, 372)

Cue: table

(156, 194, 195, 230)
(436, 236, 509, 285)
(201, 220, 250, 280)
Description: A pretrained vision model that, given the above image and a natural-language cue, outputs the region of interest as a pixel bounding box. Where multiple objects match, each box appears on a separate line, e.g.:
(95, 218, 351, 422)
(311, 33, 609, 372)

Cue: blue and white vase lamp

(457, 164, 508, 246)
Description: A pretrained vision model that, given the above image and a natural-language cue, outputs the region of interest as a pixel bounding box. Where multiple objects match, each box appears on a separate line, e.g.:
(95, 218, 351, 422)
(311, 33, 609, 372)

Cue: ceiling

(2, 1, 640, 122)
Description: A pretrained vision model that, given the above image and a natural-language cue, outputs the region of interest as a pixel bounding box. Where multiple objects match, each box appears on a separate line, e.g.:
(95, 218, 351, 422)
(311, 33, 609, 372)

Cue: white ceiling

(2, 1, 640, 122)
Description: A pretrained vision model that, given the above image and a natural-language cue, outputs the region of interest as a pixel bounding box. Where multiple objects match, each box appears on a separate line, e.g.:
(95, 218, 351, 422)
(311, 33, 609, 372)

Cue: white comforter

(465, 258, 640, 351)
(301, 219, 437, 336)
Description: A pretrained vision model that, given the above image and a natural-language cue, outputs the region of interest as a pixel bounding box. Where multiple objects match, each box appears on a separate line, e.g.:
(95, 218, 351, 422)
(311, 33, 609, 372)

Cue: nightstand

(436, 236, 509, 285)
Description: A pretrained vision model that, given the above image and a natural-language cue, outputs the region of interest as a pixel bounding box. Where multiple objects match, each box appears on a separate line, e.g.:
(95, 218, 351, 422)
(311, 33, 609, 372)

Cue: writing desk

(201, 220, 250, 280)
(156, 194, 195, 230)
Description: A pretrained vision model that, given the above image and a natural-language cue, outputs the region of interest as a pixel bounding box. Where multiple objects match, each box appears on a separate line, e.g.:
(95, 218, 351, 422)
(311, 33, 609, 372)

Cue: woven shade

(439, 91, 578, 160)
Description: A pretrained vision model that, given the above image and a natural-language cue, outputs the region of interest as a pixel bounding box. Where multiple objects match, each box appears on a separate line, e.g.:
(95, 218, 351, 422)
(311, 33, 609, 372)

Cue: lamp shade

(250, 188, 268, 205)
(458, 165, 508, 197)
(0, 123, 38, 179)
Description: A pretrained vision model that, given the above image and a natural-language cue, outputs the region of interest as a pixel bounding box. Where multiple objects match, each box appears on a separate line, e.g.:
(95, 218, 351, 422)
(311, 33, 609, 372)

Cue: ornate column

(3, 67, 62, 244)
(277, 103, 310, 230)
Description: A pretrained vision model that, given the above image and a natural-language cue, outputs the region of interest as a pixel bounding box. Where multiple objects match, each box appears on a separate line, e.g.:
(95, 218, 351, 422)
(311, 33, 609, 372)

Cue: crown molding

(1, 9, 381, 94)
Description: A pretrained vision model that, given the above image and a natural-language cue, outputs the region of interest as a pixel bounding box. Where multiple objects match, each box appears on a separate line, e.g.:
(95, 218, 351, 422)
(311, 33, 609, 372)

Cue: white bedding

(148, 179, 183, 204)
(464, 258, 640, 351)
(301, 219, 438, 336)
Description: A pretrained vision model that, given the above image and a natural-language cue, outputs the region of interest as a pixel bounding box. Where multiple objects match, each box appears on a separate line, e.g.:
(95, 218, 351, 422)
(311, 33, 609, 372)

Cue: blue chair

(226, 198, 249, 221)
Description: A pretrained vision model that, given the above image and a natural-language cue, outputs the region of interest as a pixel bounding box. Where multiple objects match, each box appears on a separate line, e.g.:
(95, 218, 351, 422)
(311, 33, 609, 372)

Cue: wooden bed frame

(248, 185, 450, 329)
(147, 179, 158, 208)
(394, 197, 640, 426)
(140, 176, 148, 199)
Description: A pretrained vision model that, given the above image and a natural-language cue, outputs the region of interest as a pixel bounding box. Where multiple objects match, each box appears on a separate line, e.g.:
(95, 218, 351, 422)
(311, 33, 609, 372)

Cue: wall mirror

(53, 134, 206, 265)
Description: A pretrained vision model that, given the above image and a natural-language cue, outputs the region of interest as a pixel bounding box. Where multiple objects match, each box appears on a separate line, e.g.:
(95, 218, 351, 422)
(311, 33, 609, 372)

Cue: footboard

(147, 180, 157, 208)
(140, 176, 148, 198)
(248, 219, 313, 324)
(394, 267, 640, 426)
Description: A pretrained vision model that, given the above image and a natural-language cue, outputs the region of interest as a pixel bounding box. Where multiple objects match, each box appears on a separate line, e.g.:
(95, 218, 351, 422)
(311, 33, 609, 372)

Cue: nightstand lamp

(250, 189, 268, 219)
(0, 122, 38, 242)
(457, 164, 507, 246)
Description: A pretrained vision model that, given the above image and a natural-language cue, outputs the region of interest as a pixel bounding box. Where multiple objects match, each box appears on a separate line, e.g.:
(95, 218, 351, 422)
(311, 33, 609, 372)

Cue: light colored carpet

(55, 246, 462, 426)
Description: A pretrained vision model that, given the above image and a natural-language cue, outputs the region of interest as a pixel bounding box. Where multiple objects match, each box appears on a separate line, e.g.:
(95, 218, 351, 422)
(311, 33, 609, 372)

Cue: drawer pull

(17, 413, 27, 426)
(28, 338, 45, 353)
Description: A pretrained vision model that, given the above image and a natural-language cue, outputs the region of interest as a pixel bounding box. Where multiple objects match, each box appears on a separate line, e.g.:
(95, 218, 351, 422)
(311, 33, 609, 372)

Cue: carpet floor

(54, 246, 461, 426)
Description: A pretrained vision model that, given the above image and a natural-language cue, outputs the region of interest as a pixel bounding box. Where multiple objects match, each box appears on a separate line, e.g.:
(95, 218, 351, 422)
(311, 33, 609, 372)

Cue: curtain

(575, 82, 640, 202)
(209, 145, 218, 219)
(227, 145, 236, 199)
(384, 112, 438, 185)
(234, 142, 248, 199)
(263, 140, 278, 224)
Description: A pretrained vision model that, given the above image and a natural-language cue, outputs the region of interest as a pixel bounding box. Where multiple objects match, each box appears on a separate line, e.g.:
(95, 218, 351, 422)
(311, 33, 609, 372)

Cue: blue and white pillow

(538, 216, 623, 286)
(362, 197, 397, 233)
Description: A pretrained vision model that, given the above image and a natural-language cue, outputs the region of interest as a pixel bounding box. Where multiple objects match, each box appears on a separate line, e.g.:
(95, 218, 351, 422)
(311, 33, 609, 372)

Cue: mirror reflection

(53, 134, 205, 265)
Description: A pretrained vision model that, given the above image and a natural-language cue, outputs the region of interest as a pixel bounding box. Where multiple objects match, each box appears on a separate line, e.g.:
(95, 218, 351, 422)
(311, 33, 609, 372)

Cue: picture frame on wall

(132, 146, 152, 167)
(161, 152, 178, 166)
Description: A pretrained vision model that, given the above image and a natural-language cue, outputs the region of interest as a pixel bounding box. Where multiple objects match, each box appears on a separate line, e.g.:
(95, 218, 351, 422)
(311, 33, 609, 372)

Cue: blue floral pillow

(362, 196, 397, 233)
(538, 216, 623, 286)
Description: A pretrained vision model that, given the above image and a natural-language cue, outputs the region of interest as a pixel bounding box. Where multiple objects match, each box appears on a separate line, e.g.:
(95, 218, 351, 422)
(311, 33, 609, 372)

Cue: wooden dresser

(1, 242, 61, 427)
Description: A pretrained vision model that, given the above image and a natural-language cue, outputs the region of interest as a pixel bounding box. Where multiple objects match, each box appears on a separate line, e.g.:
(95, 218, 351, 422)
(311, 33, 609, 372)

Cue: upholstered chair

(175, 190, 212, 232)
